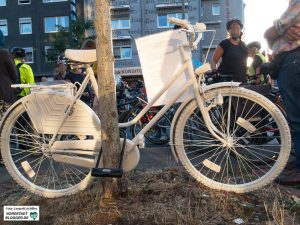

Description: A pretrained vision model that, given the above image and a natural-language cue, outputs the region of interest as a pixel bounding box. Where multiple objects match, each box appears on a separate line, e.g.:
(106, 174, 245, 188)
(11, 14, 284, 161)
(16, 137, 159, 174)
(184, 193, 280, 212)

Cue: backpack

(15, 63, 23, 94)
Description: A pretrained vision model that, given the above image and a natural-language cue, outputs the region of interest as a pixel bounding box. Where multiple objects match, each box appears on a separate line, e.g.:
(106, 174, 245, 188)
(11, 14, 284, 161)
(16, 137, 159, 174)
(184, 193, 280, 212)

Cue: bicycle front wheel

(174, 87, 291, 193)
(1, 103, 96, 198)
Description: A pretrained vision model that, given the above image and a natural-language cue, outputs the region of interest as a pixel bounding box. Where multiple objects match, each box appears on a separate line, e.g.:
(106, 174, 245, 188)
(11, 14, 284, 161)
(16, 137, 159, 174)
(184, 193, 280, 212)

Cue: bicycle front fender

(200, 81, 241, 93)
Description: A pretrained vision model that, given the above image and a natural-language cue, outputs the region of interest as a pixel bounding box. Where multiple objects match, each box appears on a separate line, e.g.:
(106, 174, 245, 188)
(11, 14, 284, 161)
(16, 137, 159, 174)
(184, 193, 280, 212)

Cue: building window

(157, 13, 188, 28)
(44, 46, 57, 63)
(212, 3, 220, 16)
(43, 0, 68, 2)
(0, 0, 6, 6)
(44, 16, 69, 33)
(0, 19, 8, 36)
(111, 18, 130, 30)
(18, 0, 31, 4)
(113, 46, 132, 60)
(23, 47, 34, 63)
(19, 18, 32, 34)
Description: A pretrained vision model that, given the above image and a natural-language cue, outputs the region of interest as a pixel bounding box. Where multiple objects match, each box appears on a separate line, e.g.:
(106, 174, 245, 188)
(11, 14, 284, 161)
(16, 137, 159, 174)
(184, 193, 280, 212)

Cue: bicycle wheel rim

(1, 104, 93, 198)
(174, 87, 291, 192)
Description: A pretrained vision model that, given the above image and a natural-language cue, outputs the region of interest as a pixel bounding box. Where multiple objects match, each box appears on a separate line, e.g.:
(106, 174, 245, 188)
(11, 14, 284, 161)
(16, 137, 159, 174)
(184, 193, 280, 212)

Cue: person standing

(211, 18, 248, 83)
(11, 48, 35, 98)
(0, 32, 17, 116)
(264, 0, 300, 184)
(65, 67, 92, 107)
(0, 31, 18, 165)
(54, 58, 67, 80)
(247, 41, 267, 84)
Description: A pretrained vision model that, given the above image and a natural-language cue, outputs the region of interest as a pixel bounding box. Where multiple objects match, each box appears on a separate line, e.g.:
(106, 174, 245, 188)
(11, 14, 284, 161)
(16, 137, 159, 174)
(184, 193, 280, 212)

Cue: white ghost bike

(0, 18, 291, 198)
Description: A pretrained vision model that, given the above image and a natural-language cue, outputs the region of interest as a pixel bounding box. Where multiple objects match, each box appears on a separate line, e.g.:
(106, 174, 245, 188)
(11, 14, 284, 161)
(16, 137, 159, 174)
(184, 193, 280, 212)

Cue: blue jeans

(277, 50, 300, 170)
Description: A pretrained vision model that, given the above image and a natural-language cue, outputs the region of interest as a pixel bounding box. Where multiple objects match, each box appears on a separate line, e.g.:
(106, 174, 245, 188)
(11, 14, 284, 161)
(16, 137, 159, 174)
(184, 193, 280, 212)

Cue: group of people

(211, 0, 300, 185)
(0, 31, 35, 165)
(0, 32, 35, 117)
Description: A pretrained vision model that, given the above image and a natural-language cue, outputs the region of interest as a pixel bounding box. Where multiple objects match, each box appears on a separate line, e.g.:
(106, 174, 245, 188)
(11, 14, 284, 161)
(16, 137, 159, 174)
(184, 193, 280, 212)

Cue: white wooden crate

(135, 30, 193, 106)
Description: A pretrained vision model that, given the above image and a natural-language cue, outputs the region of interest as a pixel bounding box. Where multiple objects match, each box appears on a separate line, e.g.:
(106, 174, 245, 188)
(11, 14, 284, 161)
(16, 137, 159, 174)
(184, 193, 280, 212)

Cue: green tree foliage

(45, 19, 94, 62)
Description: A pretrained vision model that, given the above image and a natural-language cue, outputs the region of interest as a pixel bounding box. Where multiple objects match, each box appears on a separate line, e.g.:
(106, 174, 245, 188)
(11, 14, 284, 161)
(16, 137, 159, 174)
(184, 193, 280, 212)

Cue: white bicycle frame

(10, 19, 238, 154)
(69, 49, 230, 150)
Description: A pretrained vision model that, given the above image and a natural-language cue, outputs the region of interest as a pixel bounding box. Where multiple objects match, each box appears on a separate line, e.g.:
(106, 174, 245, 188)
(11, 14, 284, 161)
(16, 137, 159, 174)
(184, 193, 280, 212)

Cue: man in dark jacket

(0, 30, 18, 165)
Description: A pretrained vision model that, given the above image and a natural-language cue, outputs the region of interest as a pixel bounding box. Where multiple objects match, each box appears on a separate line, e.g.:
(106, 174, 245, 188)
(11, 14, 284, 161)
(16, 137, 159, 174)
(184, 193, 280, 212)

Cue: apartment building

(0, 0, 83, 77)
(0, 0, 244, 77)
(85, 0, 245, 77)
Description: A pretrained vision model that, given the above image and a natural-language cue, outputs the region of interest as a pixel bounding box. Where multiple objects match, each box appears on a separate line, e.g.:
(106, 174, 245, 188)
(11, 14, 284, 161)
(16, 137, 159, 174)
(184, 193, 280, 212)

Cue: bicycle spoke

(176, 88, 289, 192)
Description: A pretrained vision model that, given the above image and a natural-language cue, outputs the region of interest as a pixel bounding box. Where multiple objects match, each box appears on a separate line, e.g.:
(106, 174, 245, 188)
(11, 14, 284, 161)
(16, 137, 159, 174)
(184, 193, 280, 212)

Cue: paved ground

(1, 146, 300, 199)
(0, 146, 176, 185)
(137, 146, 177, 170)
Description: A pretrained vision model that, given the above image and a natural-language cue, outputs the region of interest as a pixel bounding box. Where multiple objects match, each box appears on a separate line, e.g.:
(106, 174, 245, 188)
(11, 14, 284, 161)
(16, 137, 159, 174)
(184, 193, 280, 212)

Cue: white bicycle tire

(1, 103, 94, 198)
(174, 87, 291, 193)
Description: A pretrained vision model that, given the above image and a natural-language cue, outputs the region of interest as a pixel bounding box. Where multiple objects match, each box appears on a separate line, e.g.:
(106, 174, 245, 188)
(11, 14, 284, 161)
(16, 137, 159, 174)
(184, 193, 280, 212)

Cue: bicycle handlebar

(168, 17, 208, 51)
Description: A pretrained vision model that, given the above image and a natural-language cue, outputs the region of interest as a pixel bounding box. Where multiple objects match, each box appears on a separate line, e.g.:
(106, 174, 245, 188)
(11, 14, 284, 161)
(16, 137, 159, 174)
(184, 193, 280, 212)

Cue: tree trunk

(94, 0, 121, 200)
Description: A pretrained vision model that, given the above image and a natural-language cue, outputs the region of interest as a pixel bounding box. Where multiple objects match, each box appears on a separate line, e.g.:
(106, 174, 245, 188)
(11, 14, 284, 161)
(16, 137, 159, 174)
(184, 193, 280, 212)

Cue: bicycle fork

(182, 46, 228, 147)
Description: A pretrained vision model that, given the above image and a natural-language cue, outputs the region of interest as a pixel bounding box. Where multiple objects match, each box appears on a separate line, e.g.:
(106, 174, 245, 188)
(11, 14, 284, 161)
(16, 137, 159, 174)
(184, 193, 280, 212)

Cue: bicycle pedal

(91, 168, 123, 178)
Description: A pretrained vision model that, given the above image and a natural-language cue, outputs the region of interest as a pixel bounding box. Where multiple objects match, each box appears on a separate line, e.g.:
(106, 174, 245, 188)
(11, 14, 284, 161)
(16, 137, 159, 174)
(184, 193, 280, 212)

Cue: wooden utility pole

(94, 0, 121, 199)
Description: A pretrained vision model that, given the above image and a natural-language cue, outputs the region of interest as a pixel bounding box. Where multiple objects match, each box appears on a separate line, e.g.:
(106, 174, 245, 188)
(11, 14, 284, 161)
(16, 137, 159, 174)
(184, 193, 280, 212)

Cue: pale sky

(244, 0, 288, 51)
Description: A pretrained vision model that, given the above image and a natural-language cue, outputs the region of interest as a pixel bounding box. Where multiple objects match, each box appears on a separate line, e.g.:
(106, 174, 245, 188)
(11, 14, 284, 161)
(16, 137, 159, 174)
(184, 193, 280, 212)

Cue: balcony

(156, 2, 188, 9)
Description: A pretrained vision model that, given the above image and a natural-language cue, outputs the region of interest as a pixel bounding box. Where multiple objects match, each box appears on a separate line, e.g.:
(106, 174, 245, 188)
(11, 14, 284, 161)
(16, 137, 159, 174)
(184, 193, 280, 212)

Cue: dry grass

(0, 168, 299, 225)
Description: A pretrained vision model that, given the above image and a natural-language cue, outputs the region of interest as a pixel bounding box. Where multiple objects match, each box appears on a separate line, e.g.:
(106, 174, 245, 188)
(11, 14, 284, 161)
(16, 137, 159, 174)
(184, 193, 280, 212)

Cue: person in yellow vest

(11, 48, 35, 98)
(247, 41, 267, 85)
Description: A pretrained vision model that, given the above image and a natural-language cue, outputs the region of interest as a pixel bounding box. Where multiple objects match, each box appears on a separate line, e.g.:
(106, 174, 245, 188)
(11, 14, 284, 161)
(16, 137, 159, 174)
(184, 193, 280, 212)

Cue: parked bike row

(115, 69, 287, 148)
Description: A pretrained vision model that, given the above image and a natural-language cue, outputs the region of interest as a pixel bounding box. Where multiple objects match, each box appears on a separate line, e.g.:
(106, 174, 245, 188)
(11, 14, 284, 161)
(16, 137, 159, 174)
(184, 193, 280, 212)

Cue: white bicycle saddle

(65, 49, 97, 63)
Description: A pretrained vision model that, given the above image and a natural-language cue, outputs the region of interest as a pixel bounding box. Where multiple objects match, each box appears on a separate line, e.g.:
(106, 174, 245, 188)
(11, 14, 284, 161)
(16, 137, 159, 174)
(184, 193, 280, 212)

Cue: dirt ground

(1, 168, 300, 225)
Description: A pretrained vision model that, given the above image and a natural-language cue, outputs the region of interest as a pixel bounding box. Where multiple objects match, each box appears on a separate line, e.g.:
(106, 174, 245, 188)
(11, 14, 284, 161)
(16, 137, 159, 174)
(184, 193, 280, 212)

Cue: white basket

(30, 81, 76, 96)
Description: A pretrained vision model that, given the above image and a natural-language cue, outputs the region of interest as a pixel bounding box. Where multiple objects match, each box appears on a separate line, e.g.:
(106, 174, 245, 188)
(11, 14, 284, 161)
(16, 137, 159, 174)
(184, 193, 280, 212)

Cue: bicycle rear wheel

(174, 87, 291, 193)
(1, 103, 98, 198)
